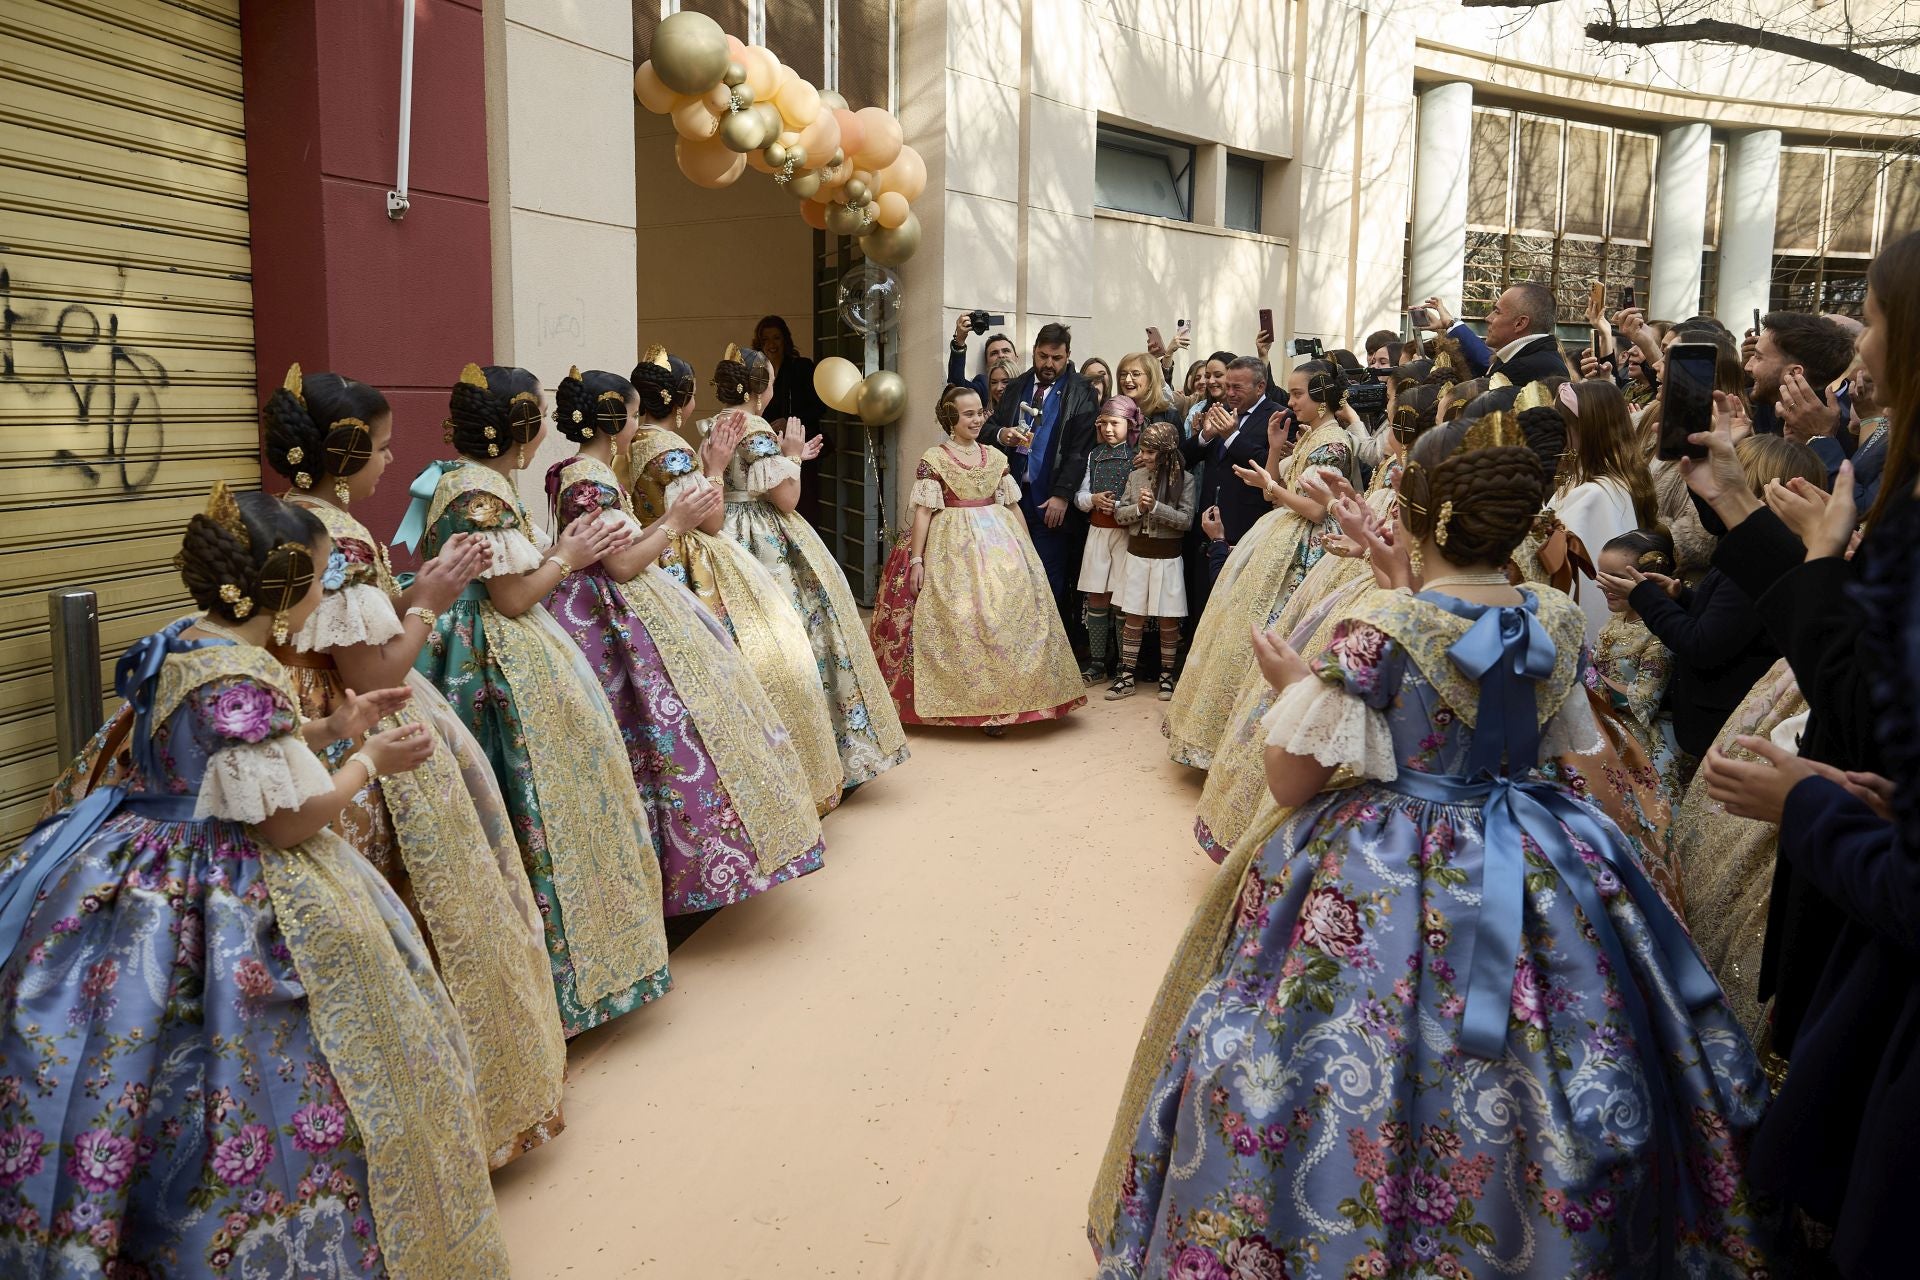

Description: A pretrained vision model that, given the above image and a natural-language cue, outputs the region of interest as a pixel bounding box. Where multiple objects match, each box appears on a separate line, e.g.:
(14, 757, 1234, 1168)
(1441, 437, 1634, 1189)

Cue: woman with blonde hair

(1115, 351, 1180, 430)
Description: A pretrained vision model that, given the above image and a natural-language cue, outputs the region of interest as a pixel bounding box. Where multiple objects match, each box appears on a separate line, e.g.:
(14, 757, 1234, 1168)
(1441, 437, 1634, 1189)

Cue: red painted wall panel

(242, 0, 492, 550)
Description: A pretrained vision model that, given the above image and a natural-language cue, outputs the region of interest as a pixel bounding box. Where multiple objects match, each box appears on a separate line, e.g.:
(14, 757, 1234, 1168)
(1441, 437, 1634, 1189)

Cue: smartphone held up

(1658, 342, 1718, 461)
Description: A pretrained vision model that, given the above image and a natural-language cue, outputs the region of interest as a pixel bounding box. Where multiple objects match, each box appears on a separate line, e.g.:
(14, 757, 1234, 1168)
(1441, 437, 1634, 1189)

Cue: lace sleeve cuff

(197, 737, 335, 824)
(745, 455, 802, 495)
(292, 583, 404, 653)
(996, 474, 1022, 506)
(474, 527, 546, 578)
(1261, 675, 1398, 781)
(910, 477, 945, 510)
(665, 472, 713, 511)
(1541, 691, 1608, 758)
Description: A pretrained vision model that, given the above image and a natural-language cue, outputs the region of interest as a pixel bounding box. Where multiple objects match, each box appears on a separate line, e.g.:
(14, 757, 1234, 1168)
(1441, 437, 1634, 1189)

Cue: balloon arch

(636, 11, 920, 428)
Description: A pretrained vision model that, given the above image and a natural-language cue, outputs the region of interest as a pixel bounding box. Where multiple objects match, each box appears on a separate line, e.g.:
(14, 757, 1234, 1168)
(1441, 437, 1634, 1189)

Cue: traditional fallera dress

(1164, 419, 1353, 769)
(1590, 614, 1682, 801)
(626, 424, 844, 814)
(544, 453, 824, 915)
(716, 411, 910, 789)
(4, 622, 507, 1277)
(403, 459, 672, 1037)
(273, 498, 566, 1167)
(1193, 456, 1403, 859)
(868, 441, 1085, 727)
(1671, 658, 1808, 1048)
(1091, 587, 1777, 1278)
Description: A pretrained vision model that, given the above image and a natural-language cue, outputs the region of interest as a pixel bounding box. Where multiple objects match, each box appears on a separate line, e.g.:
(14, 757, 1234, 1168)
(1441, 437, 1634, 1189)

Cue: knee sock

(1158, 622, 1180, 674)
(1119, 619, 1145, 674)
(1085, 604, 1111, 666)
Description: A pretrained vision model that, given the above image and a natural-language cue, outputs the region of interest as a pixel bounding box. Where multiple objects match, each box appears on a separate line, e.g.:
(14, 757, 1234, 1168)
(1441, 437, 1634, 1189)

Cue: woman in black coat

(753, 315, 828, 525)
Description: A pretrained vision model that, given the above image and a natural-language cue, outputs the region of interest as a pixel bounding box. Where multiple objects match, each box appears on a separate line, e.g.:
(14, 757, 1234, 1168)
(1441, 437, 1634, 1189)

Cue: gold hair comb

(458, 362, 489, 389)
(642, 344, 671, 370)
(283, 362, 305, 406)
(206, 481, 250, 549)
(721, 342, 742, 363)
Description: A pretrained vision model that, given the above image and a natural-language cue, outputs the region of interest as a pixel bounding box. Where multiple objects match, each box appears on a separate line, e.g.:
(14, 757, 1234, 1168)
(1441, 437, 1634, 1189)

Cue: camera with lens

(1292, 337, 1323, 357)
(968, 308, 1007, 335)
(1344, 369, 1390, 416)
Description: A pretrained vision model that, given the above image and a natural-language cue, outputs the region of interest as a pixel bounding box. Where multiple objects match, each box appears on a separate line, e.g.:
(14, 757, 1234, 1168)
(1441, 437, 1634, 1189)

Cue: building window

(1460, 106, 1656, 342)
(1225, 155, 1263, 232)
(1772, 146, 1919, 318)
(1095, 124, 1194, 222)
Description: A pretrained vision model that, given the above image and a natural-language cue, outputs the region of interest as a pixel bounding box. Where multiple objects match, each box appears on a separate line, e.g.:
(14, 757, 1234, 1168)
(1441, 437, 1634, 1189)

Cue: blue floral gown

(1091, 587, 1777, 1279)
(0, 621, 506, 1278)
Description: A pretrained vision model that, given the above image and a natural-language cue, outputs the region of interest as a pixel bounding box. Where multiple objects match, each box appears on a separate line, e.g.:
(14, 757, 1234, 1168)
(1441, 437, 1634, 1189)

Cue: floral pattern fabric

(1093, 593, 1778, 1279)
(547, 456, 824, 913)
(0, 629, 508, 1277)
(719, 417, 909, 788)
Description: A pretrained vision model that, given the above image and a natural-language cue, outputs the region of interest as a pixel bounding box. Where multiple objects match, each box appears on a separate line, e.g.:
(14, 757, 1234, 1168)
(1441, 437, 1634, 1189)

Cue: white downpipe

(387, 0, 416, 220)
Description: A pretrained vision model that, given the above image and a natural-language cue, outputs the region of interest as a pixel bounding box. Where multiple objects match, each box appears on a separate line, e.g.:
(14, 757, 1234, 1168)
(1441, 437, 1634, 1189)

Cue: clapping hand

(780, 417, 825, 460)
(1233, 458, 1278, 498)
(327, 686, 412, 743)
(701, 415, 746, 475)
(1595, 562, 1680, 601)
(1137, 484, 1156, 514)
(1764, 476, 1831, 544)
(1777, 371, 1841, 445)
(555, 510, 625, 571)
(1092, 490, 1116, 515)
(412, 532, 492, 611)
(1266, 410, 1294, 459)
(1202, 403, 1235, 442)
(1805, 461, 1857, 561)
(664, 484, 722, 535)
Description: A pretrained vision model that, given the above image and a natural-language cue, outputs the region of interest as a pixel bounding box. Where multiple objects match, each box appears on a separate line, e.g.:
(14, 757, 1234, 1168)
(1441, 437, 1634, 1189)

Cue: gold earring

(673, 409, 683, 432)
(334, 478, 351, 506)
(272, 610, 291, 646)
(517, 442, 526, 471)
(1408, 542, 1424, 579)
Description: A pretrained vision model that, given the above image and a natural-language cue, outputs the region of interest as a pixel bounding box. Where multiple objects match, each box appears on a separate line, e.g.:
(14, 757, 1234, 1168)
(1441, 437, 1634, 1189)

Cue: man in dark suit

(754, 315, 828, 524)
(987, 322, 1098, 635)
(1183, 356, 1287, 627)
(1478, 282, 1570, 387)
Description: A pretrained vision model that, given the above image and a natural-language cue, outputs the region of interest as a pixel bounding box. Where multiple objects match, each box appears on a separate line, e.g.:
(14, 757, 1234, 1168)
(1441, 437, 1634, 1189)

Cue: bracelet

(909, 557, 925, 566)
(1263, 482, 1281, 503)
(406, 606, 437, 629)
(548, 553, 576, 577)
(347, 749, 379, 784)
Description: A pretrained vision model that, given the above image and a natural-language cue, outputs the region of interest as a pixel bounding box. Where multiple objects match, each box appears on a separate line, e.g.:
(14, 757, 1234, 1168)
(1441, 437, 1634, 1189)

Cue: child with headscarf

(1073, 397, 1139, 683)
(1107, 420, 1196, 701)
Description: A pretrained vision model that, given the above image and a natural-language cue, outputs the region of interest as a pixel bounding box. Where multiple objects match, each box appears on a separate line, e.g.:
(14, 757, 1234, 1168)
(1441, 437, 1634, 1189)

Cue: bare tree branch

(1458, 0, 1557, 7)
(1586, 19, 1920, 96)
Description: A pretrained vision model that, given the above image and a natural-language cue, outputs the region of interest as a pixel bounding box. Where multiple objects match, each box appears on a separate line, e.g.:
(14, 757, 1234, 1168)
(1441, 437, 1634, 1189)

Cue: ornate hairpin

(1513, 381, 1554, 414)
(218, 582, 255, 619)
(458, 362, 489, 390)
(206, 481, 251, 548)
(1434, 499, 1454, 547)
(643, 344, 671, 370)
(283, 362, 305, 406)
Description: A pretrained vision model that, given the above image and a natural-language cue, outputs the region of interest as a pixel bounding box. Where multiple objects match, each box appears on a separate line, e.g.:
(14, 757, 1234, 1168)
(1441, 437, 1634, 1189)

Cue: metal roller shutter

(0, 0, 257, 844)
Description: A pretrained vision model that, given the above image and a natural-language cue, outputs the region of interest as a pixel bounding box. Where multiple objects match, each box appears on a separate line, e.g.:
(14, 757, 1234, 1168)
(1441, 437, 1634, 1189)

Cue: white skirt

(1119, 549, 1188, 617)
(1077, 524, 1130, 593)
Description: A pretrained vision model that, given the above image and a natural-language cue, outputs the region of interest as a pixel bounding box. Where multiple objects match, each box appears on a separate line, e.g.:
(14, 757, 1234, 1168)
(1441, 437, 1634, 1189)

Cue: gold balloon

(856, 371, 908, 425)
(731, 83, 756, 110)
(753, 102, 784, 143)
(787, 170, 822, 199)
(861, 211, 921, 266)
(651, 11, 730, 96)
(718, 109, 766, 153)
(824, 201, 868, 237)
(671, 96, 720, 141)
(842, 178, 869, 204)
(813, 356, 864, 414)
(722, 61, 747, 88)
(634, 62, 677, 114)
(764, 142, 789, 169)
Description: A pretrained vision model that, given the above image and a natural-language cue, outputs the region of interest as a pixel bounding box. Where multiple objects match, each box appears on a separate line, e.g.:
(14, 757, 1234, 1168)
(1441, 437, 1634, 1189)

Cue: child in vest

(1108, 421, 1197, 700)
(1073, 397, 1139, 683)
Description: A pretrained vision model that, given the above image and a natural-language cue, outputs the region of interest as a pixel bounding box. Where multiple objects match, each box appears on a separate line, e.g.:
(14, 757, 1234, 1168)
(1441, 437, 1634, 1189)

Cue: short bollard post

(48, 589, 102, 762)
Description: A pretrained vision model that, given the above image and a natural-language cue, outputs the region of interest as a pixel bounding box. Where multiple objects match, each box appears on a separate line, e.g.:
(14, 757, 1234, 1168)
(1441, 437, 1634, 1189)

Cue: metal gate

(809, 229, 894, 605)
(0, 0, 259, 844)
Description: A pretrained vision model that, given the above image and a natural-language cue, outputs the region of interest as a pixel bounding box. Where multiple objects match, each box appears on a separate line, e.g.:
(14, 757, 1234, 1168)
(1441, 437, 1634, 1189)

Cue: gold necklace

(1421, 571, 1515, 590)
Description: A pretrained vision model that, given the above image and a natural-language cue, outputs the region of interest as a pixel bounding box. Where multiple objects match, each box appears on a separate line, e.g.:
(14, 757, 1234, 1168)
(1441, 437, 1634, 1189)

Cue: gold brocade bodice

(923, 442, 1009, 502)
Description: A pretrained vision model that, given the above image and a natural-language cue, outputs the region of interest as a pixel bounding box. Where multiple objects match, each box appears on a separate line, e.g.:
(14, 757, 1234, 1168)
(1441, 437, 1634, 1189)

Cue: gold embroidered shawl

(161, 644, 510, 1277)
(431, 462, 671, 1006)
(286, 500, 567, 1161)
(555, 454, 823, 873)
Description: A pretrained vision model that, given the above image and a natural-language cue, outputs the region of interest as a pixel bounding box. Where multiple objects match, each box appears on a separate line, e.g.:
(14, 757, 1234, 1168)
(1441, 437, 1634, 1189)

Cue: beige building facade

(483, 0, 1917, 583)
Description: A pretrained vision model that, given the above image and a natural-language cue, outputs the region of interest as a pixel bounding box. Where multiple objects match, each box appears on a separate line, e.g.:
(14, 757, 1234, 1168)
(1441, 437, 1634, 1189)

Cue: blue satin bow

(1448, 602, 1556, 777)
(392, 459, 463, 553)
(0, 622, 215, 963)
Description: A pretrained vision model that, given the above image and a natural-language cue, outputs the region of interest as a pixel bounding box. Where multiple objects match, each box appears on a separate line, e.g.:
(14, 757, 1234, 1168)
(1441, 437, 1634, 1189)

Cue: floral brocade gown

(545, 453, 825, 915)
(626, 425, 844, 814)
(276, 497, 566, 1167)
(868, 442, 1085, 726)
(717, 413, 909, 789)
(408, 460, 672, 1037)
(1164, 421, 1353, 770)
(2, 623, 506, 1278)
(1090, 588, 1777, 1279)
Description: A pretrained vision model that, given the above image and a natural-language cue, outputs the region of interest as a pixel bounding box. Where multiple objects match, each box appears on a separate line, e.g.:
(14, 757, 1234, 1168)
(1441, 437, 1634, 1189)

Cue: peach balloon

(677, 135, 745, 188)
(740, 46, 776, 99)
(799, 198, 830, 231)
(704, 82, 734, 115)
(796, 110, 840, 163)
(832, 109, 865, 162)
(852, 107, 903, 170)
(874, 190, 910, 229)
(671, 96, 720, 141)
(775, 75, 822, 129)
(725, 35, 746, 62)
(878, 145, 927, 202)
(634, 62, 677, 114)
(746, 147, 777, 176)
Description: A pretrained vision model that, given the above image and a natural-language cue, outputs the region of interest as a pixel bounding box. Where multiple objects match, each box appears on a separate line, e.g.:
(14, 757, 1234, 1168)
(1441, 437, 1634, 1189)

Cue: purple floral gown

(0, 621, 506, 1278)
(1091, 588, 1778, 1280)
(545, 455, 824, 914)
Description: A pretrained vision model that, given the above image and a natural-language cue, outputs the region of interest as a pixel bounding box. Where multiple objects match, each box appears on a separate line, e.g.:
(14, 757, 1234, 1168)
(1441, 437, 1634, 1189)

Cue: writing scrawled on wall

(0, 0, 259, 845)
